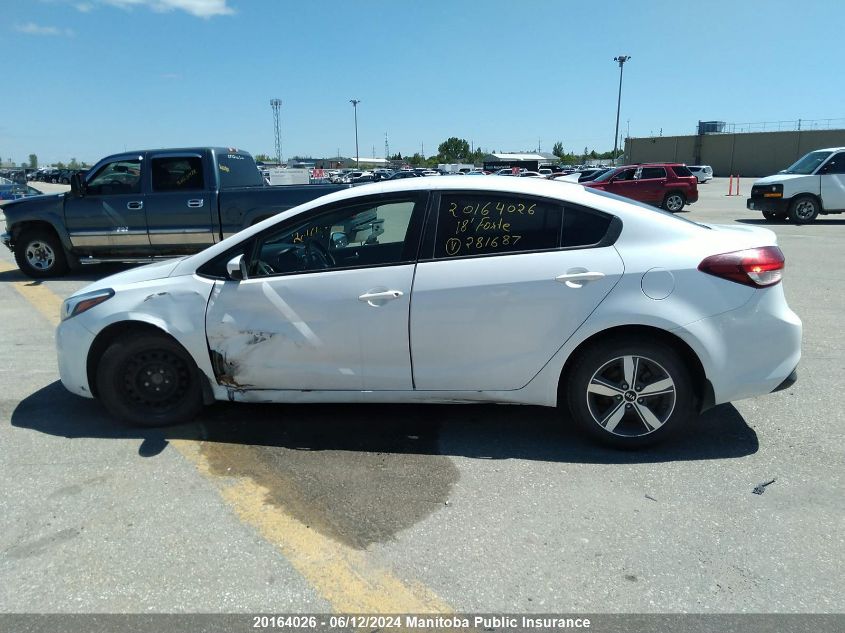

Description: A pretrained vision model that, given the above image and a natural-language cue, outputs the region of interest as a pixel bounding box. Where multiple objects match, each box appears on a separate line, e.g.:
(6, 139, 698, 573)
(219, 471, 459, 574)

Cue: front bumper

(747, 197, 790, 214)
(1, 232, 12, 251)
(56, 316, 96, 398)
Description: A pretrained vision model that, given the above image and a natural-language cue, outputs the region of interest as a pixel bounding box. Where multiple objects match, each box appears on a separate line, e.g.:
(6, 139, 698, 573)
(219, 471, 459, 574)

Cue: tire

(96, 331, 204, 427)
(662, 192, 686, 212)
(563, 338, 696, 449)
(762, 210, 784, 221)
(788, 195, 819, 224)
(14, 228, 69, 278)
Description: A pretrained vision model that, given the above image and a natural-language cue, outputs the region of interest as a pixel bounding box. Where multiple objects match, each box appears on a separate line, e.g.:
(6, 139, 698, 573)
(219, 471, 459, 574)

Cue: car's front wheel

(14, 228, 69, 278)
(789, 195, 819, 224)
(96, 331, 204, 426)
(662, 192, 686, 212)
(564, 338, 696, 448)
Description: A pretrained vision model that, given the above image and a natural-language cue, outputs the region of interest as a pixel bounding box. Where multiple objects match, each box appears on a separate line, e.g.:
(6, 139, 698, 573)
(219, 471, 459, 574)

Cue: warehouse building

(625, 125, 845, 177)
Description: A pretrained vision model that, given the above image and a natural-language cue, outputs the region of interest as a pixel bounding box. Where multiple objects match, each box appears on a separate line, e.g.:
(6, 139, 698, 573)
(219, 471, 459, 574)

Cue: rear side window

(639, 167, 666, 179)
(563, 206, 613, 247)
(671, 165, 693, 177)
(434, 193, 561, 258)
(217, 152, 264, 188)
(151, 156, 204, 192)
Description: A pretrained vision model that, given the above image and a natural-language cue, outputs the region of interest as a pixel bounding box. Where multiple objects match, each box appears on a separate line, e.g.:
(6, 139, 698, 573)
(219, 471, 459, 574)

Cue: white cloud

(101, 0, 234, 18)
(15, 22, 75, 36)
(75, 2, 94, 11)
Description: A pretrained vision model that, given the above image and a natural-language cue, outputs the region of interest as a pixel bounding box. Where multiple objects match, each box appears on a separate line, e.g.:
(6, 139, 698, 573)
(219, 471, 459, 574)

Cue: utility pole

(270, 99, 283, 166)
(385, 132, 389, 161)
(349, 99, 361, 168)
(612, 55, 631, 161)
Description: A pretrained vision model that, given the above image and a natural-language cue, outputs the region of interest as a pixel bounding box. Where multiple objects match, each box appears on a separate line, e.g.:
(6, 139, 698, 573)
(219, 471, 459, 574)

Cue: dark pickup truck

(1, 147, 348, 277)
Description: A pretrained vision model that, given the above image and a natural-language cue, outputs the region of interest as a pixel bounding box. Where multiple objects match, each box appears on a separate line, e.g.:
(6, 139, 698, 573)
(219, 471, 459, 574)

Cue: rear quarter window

(562, 206, 613, 247)
(671, 165, 693, 177)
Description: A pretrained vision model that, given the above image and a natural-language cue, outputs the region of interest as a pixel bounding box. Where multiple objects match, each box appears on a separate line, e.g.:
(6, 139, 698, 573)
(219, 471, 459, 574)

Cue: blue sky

(2, 0, 843, 165)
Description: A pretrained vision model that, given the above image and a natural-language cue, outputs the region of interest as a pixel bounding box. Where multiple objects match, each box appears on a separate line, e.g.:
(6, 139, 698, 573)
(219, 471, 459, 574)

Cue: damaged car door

(204, 193, 427, 391)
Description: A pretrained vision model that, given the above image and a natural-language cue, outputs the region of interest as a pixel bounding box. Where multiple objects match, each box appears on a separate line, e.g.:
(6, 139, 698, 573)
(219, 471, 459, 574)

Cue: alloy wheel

(24, 241, 56, 271)
(585, 355, 677, 437)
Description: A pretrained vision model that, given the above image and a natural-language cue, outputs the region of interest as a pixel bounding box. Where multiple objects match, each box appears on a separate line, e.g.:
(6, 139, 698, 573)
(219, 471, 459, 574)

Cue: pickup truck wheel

(662, 192, 686, 212)
(96, 332, 204, 427)
(14, 228, 69, 278)
(789, 196, 819, 224)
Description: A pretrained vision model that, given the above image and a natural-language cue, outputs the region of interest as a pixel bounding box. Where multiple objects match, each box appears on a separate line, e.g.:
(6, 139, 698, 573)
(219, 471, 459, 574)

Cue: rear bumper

(747, 197, 790, 214)
(673, 284, 801, 405)
(772, 367, 798, 392)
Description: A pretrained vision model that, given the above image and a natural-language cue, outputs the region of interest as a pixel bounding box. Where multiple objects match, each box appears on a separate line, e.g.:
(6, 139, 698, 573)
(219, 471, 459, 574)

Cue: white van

(747, 147, 845, 223)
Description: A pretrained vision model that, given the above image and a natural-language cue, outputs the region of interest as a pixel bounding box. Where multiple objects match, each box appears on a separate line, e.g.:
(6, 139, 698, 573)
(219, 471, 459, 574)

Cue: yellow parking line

(0, 259, 450, 614)
(0, 261, 63, 326)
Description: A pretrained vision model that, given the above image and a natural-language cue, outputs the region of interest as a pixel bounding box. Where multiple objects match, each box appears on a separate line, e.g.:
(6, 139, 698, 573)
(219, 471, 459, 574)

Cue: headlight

(61, 288, 114, 321)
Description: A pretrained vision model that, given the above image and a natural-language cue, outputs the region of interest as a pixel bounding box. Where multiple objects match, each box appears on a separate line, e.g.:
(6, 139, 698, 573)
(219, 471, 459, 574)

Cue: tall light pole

(612, 55, 630, 163)
(349, 99, 360, 168)
(270, 99, 282, 166)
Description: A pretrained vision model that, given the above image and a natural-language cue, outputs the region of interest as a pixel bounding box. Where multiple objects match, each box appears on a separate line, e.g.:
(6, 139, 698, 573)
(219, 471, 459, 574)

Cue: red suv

(581, 163, 698, 212)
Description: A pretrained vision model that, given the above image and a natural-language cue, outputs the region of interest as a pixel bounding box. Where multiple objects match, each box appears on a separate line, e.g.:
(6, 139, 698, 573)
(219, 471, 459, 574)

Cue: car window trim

(197, 191, 430, 280)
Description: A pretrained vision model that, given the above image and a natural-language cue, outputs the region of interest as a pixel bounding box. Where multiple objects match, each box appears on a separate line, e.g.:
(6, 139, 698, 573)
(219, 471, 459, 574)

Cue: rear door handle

(556, 271, 605, 288)
(358, 289, 404, 306)
(187, 199, 204, 208)
(127, 201, 143, 210)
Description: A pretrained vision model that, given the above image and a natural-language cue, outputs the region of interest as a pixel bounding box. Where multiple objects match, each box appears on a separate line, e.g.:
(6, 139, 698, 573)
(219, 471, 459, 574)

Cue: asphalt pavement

(0, 178, 842, 615)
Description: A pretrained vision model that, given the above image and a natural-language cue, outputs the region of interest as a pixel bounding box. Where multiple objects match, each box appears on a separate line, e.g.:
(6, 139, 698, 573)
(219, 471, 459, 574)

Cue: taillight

(698, 246, 785, 288)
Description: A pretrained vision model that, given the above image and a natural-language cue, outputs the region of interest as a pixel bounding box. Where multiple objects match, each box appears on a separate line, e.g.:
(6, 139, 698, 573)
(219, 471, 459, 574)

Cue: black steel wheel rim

(119, 348, 191, 413)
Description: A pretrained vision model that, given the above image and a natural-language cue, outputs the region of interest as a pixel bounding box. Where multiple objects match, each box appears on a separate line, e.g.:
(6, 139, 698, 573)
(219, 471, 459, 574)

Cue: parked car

(582, 164, 698, 211)
(1, 147, 350, 277)
(747, 147, 845, 223)
(55, 176, 801, 449)
(688, 165, 714, 183)
(384, 171, 419, 180)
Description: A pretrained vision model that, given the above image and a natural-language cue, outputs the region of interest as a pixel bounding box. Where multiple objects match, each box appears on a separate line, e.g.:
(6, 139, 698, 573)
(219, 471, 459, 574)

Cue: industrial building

(625, 123, 845, 177)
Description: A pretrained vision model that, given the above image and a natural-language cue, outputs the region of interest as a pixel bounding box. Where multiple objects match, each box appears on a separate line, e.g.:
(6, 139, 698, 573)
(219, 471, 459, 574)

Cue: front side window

(249, 198, 420, 277)
(612, 168, 638, 182)
(151, 156, 204, 192)
(820, 152, 845, 175)
(86, 159, 141, 195)
(433, 193, 561, 259)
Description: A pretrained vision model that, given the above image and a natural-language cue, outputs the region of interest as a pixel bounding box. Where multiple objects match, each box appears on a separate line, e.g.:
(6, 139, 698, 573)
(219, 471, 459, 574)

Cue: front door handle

(187, 199, 204, 208)
(556, 271, 605, 288)
(358, 289, 404, 306)
(127, 201, 143, 210)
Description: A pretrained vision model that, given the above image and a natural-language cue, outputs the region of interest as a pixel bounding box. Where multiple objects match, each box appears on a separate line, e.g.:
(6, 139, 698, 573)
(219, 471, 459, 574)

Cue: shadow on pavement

(0, 264, 134, 284)
(11, 381, 759, 548)
(736, 218, 845, 226)
(13, 381, 758, 466)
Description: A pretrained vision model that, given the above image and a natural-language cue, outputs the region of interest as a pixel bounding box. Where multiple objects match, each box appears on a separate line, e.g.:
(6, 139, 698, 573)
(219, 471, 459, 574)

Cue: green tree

(56, 161, 66, 169)
(254, 153, 272, 162)
(552, 141, 564, 159)
(68, 157, 80, 169)
(28, 154, 38, 169)
(437, 137, 471, 162)
(407, 153, 424, 166)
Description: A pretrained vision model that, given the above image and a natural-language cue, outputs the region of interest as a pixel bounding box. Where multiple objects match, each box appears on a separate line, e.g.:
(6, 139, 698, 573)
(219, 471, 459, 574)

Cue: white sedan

(56, 177, 801, 448)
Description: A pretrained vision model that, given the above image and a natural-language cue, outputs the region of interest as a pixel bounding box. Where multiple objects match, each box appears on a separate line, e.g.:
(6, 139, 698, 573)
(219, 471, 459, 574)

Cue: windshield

(783, 150, 832, 175)
(591, 168, 618, 182)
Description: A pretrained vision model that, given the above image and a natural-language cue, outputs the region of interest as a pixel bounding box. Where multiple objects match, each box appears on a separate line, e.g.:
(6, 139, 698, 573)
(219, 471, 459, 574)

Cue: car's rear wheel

(96, 331, 204, 426)
(662, 192, 686, 212)
(789, 195, 819, 224)
(564, 338, 696, 449)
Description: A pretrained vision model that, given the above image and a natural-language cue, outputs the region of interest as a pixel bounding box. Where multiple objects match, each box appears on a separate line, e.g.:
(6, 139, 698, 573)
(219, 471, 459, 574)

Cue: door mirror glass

(70, 173, 86, 197)
(330, 231, 348, 248)
(226, 254, 248, 281)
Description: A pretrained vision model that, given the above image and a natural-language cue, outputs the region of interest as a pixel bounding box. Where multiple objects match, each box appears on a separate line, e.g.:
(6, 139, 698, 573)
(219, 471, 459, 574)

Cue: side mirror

(70, 173, 86, 197)
(226, 254, 249, 281)
(330, 231, 348, 248)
